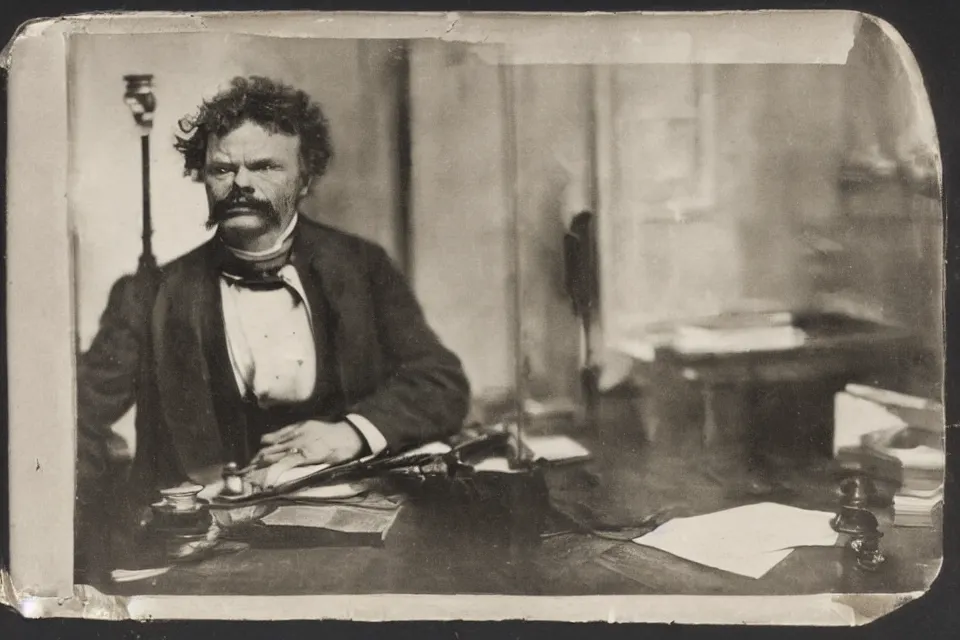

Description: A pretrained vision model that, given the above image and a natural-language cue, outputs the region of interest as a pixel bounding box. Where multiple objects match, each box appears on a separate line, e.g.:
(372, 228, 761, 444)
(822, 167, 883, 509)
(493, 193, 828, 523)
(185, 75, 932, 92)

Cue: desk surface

(99, 428, 942, 598)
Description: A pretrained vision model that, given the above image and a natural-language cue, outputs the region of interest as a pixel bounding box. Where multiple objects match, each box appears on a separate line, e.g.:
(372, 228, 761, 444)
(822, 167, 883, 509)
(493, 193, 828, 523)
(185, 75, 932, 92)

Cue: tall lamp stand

(123, 74, 158, 276)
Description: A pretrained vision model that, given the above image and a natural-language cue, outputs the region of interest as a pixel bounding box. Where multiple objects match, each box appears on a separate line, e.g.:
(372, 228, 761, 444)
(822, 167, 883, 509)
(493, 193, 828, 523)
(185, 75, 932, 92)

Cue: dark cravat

(218, 238, 295, 292)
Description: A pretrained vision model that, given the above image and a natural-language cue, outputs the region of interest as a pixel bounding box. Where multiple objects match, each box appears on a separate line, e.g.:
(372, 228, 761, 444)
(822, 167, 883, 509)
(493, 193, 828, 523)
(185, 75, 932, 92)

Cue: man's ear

(298, 174, 314, 198)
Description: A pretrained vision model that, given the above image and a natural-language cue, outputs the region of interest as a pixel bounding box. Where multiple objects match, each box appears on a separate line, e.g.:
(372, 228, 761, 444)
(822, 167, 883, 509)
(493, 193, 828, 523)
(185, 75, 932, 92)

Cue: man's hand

(251, 420, 365, 469)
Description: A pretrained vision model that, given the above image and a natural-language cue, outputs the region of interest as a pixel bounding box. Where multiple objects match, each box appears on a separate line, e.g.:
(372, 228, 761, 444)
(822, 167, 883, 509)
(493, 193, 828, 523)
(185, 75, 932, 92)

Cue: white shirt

(219, 258, 387, 457)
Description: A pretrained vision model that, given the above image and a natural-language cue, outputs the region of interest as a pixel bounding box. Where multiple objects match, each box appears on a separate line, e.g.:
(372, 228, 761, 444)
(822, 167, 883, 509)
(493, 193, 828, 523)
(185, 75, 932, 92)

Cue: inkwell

(142, 484, 216, 564)
(831, 473, 885, 571)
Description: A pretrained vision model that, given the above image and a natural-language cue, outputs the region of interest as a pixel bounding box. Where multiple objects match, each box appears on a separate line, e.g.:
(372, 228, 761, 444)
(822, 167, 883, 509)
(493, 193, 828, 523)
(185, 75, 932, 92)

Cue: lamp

(123, 74, 158, 273)
(123, 74, 156, 129)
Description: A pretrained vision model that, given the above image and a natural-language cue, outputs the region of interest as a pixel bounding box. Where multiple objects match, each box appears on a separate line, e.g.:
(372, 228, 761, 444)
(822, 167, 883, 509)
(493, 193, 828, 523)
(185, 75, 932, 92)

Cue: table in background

(629, 313, 925, 450)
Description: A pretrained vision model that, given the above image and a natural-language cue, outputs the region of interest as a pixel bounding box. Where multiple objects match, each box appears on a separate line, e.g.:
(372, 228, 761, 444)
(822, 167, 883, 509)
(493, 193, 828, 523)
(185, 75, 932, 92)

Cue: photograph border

(2, 8, 950, 625)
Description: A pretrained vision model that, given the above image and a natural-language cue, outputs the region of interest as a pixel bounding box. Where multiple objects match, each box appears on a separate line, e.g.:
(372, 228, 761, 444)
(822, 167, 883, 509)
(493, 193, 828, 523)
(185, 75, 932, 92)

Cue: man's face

(203, 121, 309, 237)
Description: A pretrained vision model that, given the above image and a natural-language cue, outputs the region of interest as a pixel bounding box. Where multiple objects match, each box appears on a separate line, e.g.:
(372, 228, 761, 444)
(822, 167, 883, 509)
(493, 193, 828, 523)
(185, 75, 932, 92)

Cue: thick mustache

(207, 195, 278, 230)
(211, 196, 274, 218)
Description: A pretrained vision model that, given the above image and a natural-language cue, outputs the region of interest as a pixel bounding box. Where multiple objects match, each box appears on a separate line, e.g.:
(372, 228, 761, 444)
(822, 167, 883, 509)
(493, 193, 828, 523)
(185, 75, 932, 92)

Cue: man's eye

(209, 167, 233, 176)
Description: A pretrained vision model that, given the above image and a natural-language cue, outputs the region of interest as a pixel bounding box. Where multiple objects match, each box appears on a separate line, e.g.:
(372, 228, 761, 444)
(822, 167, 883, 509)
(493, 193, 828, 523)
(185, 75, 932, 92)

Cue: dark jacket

(76, 219, 470, 543)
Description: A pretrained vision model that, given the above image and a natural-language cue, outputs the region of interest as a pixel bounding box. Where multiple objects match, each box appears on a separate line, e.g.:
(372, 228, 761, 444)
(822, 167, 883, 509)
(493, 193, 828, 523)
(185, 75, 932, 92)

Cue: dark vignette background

(1, 0, 957, 639)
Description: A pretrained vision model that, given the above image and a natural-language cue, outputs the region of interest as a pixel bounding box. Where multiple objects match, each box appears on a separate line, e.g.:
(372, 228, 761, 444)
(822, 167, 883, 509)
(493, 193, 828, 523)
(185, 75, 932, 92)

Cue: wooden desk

(537, 441, 942, 596)
(96, 431, 941, 598)
(643, 313, 922, 448)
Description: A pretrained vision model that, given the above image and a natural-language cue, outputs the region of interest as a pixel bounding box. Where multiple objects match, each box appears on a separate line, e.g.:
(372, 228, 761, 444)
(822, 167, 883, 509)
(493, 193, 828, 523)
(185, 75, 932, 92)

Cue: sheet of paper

(285, 481, 369, 501)
(633, 502, 840, 579)
(833, 391, 906, 455)
(524, 397, 578, 417)
(523, 435, 591, 462)
(324, 506, 402, 534)
(401, 441, 452, 456)
(613, 338, 657, 362)
(260, 503, 401, 535)
(670, 549, 794, 580)
(472, 457, 525, 473)
(842, 385, 943, 435)
(111, 567, 172, 583)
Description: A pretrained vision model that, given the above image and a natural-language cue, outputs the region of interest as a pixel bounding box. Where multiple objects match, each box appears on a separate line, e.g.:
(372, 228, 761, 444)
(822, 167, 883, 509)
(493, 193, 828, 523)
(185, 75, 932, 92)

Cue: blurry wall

(408, 46, 854, 404)
(70, 25, 941, 435)
(408, 43, 590, 403)
(407, 42, 516, 401)
(408, 32, 939, 403)
(809, 19, 943, 396)
(597, 63, 847, 344)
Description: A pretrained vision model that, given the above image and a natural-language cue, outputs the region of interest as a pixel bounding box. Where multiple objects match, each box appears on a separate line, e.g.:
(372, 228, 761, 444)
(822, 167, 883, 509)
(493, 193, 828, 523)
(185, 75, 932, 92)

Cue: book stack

(892, 489, 943, 528)
(672, 311, 806, 354)
(833, 384, 944, 528)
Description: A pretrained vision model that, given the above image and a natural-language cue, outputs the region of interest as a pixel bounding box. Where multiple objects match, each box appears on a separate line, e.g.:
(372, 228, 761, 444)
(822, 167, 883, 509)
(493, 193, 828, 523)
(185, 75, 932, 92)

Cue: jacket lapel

(293, 222, 379, 407)
(152, 244, 227, 485)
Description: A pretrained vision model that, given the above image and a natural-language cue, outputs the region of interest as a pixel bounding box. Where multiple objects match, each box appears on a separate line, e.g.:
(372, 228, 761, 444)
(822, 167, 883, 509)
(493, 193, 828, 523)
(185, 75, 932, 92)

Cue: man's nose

(234, 166, 254, 191)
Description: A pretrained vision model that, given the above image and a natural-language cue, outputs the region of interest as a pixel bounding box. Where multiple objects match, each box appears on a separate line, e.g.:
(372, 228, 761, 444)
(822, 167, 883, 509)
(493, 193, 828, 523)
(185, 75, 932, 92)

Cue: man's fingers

(258, 442, 288, 456)
(255, 450, 290, 466)
(260, 424, 301, 445)
(256, 440, 296, 459)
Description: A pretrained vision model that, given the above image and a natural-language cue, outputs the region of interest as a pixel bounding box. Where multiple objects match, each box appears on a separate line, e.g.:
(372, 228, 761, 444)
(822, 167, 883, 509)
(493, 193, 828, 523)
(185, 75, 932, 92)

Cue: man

(76, 76, 471, 571)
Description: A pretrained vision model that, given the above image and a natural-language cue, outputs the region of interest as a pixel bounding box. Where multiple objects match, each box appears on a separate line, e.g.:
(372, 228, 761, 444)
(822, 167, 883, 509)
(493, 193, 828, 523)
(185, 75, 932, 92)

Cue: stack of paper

(834, 384, 943, 455)
(893, 492, 943, 528)
(833, 384, 944, 529)
(632, 502, 840, 579)
(672, 312, 805, 354)
(523, 434, 592, 464)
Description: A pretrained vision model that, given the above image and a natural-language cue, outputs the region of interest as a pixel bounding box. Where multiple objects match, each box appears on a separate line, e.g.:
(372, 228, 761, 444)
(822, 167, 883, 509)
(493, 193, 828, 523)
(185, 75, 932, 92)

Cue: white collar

(222, 212, 299, 262)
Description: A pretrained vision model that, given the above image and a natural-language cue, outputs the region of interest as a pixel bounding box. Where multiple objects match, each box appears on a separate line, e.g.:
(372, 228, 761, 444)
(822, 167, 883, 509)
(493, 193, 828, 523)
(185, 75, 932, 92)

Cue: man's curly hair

(174, 76, 334, 181)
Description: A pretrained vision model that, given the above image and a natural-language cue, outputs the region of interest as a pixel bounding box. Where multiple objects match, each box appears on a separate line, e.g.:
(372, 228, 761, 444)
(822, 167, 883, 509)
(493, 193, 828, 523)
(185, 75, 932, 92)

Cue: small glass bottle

(222, 462, 245, 496)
